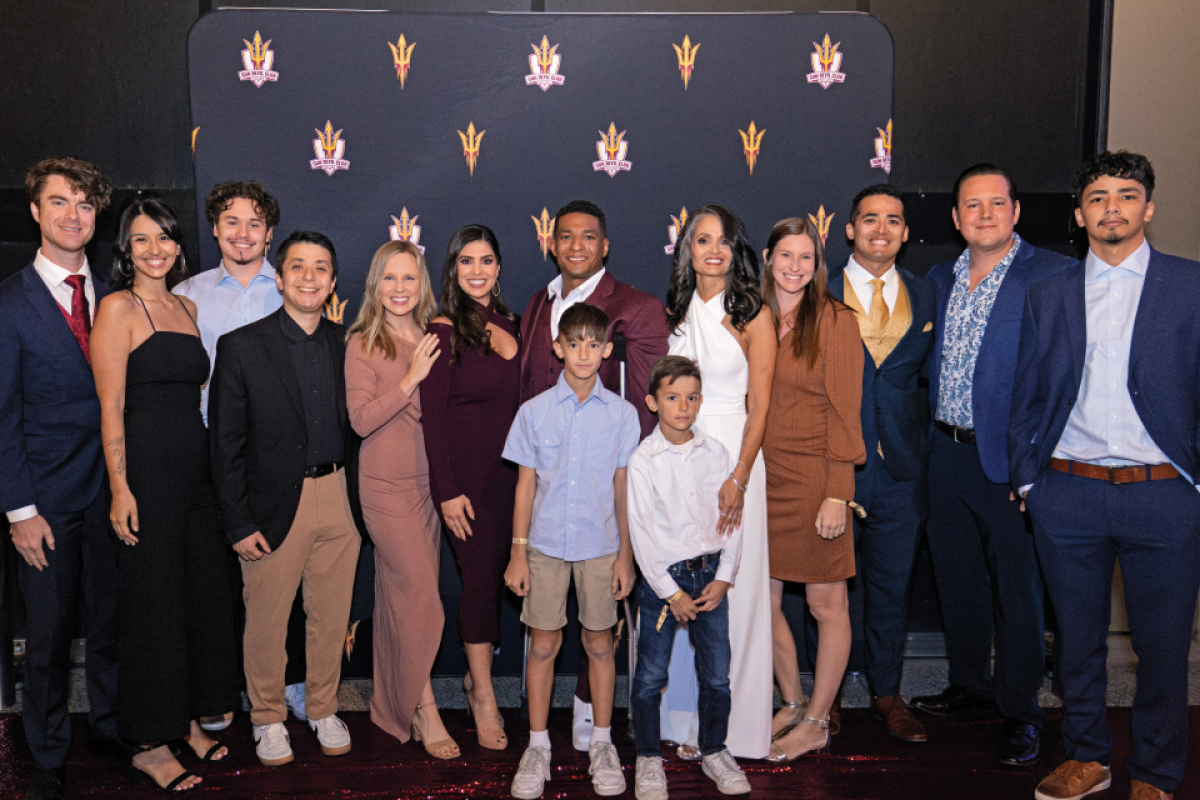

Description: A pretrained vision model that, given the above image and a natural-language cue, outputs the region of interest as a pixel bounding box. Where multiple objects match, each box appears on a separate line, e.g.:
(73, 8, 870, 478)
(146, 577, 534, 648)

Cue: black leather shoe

(23, 767, 67, 800)
(911, 684, 999, 717)
(998, 719, 1041, 768)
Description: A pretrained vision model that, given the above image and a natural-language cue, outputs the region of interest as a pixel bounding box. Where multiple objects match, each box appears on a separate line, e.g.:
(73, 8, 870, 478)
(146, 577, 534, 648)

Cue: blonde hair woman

(344, 241, 453, 756)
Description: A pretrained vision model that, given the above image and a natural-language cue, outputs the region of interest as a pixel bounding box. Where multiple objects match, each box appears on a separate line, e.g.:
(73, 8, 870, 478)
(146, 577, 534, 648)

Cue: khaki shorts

(521, 548, 619, 632)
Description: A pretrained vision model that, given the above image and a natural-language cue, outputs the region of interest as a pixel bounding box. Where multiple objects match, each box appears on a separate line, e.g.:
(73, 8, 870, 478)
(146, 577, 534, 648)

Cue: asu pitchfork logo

(310, 121, 349, 176)
(871, 120, 893, 174)
(673, 35, 698, 89)
(593, 124, 631, 177)
(458, 122, 484, 176)
(532, 209, 554, 260)
(388, 208, 425, 254)
(664, 208, 688, 255)
(388, 34, 415, 88)
(808, 206, 834, 244)
(239, 31, 279, 87)
(739, 122, 765, 175)
(807, 35, 846, 89)
(526, 36, 565, 91)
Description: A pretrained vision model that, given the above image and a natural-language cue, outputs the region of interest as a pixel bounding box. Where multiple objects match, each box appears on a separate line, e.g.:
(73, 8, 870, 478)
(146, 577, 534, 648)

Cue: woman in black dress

(91, 197, 240, 791)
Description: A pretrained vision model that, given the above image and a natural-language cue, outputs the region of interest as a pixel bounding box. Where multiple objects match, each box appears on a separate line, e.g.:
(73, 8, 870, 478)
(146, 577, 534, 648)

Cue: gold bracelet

(665, 589, 684, 605)
(511, 538, 528, 545)
(656, 590, 687, 633)
(825, 497, 867, 519)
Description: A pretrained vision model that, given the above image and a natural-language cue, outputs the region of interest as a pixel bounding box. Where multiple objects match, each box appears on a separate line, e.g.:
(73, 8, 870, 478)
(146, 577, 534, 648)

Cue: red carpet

(1, 708, 1196, 799)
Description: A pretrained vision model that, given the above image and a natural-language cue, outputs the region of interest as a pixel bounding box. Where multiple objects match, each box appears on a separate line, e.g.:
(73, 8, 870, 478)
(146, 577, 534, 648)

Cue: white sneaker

(253, 722, 294, 766)
(588, 742, 627, 797)
(199, 711, 233, 731)
(511, 745, 551, 799)
(285, 682, 307, 721)
(635, 756, 670, 800)
(701, 749, 751, 795)
(308, 713, 352, 756)
(572, 696, 595, 751)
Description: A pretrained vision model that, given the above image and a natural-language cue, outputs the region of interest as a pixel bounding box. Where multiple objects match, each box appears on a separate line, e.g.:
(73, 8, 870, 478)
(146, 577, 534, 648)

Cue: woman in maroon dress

(421, 224, 520, 750)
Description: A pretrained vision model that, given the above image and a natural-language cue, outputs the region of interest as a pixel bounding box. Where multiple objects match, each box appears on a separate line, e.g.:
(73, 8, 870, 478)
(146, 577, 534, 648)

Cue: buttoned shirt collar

(553, 370, 611, 406)
(34, 248, 92, 288)
(1084, 238, 1150, 284)
(640, 424, 712, 458)
(845, 255, 897, 291)
(215, 258, 277, 288)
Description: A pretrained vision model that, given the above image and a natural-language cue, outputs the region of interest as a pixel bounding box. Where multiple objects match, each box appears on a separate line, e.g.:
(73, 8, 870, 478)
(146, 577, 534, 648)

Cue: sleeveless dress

(663, 290, 773, 759)
(116, 294, 239, 742)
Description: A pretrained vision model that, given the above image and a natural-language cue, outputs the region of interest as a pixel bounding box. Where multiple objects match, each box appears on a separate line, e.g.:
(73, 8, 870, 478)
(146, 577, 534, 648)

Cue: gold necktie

(869, 278, 890, 328)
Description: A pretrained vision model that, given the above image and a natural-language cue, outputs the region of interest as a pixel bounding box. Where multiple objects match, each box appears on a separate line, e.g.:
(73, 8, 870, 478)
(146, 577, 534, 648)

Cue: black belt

(935, 420, 976, 444)
(303, 461, 343, 479)
(680, 553, 720, 571)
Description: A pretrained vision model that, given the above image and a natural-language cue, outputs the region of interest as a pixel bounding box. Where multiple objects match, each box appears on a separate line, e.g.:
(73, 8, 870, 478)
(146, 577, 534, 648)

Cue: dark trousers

(17, 490, 119, 769)
(1028, 467, 1200, 793)
(632, 557, 730, 758)
(925, 430, 1046, 726)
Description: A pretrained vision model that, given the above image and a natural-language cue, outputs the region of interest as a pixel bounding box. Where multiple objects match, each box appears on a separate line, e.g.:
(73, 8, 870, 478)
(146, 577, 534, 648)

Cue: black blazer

(208, 309, 363, 550)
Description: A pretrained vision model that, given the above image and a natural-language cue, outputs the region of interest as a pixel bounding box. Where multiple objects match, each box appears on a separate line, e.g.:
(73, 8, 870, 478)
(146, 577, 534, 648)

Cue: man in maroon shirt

(519, 199, 669, 747)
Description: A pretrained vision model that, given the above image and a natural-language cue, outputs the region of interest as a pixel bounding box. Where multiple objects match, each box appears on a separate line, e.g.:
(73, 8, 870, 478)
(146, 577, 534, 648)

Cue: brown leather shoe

(829, 690, 842, 736)
(869, 696, 926, 743)
(1033, 760, 1111, 800)
(1130, 779, 1173, 800)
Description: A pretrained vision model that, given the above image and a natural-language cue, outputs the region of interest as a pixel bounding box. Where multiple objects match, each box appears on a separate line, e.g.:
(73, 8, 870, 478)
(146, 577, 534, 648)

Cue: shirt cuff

(647, 573, 682, 601)
(715, 560, 736, 587)
(6, 505, 38, 524)
(1018, 484, 1033, 498)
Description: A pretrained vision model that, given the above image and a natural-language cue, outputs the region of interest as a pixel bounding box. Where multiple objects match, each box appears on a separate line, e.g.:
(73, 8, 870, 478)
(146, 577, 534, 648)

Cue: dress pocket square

(922, 322, 933, 332)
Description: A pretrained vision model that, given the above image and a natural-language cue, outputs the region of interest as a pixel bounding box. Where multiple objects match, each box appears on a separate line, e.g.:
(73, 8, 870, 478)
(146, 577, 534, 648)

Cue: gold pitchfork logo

(532, 208, 555, 260)
(533, 36, 557, 74)
(739, 121, 765, 175)
(324, 291, 347, 324)
(877, 120, 893, 157)
(673, 35, 699, 89)
(388, 34, 415, 88)
(316, 121, 342, 159)
(245, 31, 270, 70)
(391, 208, 417, 240)
(458, 122, 485, 176)
(815, 34, 840, 73)
(808, 206, 834, 244)
(600, 123, 626, 161)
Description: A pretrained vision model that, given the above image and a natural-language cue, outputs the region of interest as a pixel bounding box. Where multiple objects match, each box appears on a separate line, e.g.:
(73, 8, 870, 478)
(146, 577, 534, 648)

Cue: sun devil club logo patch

(239, 31, 279, 87)
(310, 121, 349, 176)
(593, 124, 631, 177)
(871, 120, 892, 175)
(664, 208, 688, 255)
(526, 37, 565, 91)
(808, 35, 846, 89)
(388, 208, 425, 254)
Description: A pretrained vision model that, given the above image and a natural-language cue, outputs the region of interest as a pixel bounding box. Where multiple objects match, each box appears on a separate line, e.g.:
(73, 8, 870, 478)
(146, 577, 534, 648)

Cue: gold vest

(843, 273, 912, 367)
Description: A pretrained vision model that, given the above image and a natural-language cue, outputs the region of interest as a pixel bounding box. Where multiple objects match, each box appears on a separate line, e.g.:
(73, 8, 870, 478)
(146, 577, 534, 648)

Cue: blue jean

(632, 555, 731, 758)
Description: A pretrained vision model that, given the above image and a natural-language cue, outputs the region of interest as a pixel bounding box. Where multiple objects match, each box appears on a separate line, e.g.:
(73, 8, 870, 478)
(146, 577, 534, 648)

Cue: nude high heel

(463, 677, 508, 750)
(411, 703, 460, 760)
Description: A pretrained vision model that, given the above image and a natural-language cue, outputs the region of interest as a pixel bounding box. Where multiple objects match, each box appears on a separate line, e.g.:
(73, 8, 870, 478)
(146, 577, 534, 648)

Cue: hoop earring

(492, 281, 500, 297)
(173, 251, 187, 273)
(119, 260, 133, 277)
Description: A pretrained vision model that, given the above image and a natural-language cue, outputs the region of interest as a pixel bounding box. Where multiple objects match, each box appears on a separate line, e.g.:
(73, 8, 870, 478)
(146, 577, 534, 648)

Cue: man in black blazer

(0, 159, 117, 800)
(209, 231, 361, 768)
(824, 184, 937, 742)
(1012, 152, 1199, 800)
(914, 165, 1074, 767)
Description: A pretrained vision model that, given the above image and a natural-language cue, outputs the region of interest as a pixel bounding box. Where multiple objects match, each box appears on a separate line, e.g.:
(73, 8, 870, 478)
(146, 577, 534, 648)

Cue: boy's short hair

(1074, 150, 1155, 206)
(557, 303, 610, 343)
(648, 355, 702, 397)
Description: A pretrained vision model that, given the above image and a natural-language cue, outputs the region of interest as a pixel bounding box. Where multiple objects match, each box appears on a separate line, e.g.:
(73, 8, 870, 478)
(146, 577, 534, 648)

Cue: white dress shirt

(7, 251, 96, 523)
(626, 425, 742, 600)
(548, 267, 606, 339)
(843, 255, 899, 318)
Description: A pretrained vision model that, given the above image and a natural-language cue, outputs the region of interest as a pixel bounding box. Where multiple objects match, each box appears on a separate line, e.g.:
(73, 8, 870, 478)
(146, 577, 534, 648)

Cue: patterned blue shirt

(502, 371, 640, 561)
(935, 234, 1022, 428)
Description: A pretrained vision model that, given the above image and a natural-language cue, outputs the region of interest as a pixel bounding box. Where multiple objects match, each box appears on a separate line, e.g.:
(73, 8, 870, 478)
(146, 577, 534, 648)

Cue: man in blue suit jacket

(0, 159, 118, 800)
(1011, 151, 1199, 800)
(913, 165, 1074, 768)
(822, 184, 937, 742)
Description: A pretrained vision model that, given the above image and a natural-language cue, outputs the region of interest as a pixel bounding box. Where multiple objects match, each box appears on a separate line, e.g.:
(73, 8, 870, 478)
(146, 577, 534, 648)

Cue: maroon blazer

(519, 270, 669, 438)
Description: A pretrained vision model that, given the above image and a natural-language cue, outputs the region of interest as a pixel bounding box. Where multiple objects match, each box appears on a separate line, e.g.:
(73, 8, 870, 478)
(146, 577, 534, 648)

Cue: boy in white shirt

(626, 356, 751, 799)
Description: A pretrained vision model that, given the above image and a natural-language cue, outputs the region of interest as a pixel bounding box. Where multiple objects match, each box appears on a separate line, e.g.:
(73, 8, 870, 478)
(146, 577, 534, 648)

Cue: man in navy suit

(1011, 151, 1199, 800)
(0, 158, 116, 800)
(824, 184, 936, 742)
(913, 165, 1074, 767)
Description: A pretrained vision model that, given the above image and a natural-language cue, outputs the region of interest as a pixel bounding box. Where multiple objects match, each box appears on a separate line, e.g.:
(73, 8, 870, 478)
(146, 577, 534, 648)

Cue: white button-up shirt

(844, 255, 899, 318)
(548, 268, 606, 340)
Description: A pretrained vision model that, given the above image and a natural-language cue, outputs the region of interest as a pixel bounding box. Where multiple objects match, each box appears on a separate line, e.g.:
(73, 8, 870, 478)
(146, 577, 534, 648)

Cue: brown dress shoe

(869, 696, 927, 742)
(1130, 779, 1173, 800)
(1033, 760, 1111, 800)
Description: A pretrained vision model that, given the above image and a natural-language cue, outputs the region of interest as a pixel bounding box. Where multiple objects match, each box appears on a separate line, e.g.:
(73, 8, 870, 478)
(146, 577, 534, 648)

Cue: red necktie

(62, 274, 92, 365)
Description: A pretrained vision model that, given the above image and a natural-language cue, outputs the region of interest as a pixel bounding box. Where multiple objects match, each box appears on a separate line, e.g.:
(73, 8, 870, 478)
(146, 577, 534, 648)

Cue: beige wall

(1107, 0, 1200, 260)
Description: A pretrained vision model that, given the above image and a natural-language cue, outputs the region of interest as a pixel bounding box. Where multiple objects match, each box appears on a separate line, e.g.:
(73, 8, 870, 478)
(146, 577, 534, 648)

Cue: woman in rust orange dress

(760, 218, 866, 762)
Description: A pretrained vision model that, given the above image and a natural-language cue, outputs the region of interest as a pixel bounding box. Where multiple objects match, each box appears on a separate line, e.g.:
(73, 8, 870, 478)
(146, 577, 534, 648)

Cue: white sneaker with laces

(308, 713, 352, 756)
(572, 696, 595, 751)
(588, 741, 627, 796)
(253, 722, 294, 766)
(701, 749, 751, 795)
(635, 756, 670, 800)
(511, 745, 551, 799)
(285, 682, 307, 721)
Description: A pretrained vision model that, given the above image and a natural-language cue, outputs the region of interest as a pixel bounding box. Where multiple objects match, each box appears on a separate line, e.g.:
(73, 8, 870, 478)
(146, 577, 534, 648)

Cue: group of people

(2, 149, 1195, 800)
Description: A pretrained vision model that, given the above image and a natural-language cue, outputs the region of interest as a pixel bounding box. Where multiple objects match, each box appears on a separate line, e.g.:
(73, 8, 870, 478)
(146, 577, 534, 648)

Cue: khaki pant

(242, 469, 361, 725)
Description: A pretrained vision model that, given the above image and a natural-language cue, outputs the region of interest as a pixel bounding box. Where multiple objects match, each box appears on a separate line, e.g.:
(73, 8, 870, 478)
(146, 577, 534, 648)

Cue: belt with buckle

(681, 553, 720, 571)
(303, 461, 344, 479)
(1048, 458, 1179, 485)
(935, 420, 976, 444)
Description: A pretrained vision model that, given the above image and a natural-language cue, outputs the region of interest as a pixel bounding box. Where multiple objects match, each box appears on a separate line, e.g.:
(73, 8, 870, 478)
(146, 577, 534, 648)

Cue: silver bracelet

(730, 475, 747, 492)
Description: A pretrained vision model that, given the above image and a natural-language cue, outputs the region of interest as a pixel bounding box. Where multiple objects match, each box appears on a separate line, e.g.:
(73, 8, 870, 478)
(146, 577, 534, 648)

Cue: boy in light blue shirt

(502, 303, 640, 799)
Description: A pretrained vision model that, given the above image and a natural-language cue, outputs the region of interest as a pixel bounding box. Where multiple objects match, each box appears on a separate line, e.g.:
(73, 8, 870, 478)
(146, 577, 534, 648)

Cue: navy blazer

(828, 262, 937, 482)
(1009, 247, 1200, 490)
(927, 240, 1075, 484)
(0, 262, 110, 514)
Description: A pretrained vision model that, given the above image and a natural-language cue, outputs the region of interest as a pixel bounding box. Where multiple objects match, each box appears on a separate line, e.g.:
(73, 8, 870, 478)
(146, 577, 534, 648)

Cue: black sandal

(129, 744, 200, 793)
(199, 741, 228, 762)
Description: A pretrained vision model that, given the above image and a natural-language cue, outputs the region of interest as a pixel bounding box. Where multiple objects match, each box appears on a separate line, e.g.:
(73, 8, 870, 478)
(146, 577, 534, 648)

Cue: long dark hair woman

(90, 196, 240, 790)
(759, 218, 865, 762)
(661, 204, 778, 760)
(419, 224, 520, 750)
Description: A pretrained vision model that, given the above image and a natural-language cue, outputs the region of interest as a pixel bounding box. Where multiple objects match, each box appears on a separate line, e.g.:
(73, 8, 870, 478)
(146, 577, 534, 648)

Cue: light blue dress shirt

(502, 371, 640, 561)
(173, 260, 281, 424)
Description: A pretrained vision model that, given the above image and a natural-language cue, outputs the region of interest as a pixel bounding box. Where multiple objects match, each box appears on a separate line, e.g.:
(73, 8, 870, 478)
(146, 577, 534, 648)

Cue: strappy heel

(411, 702, 460, 760)
(766, 715, 831, 763)
(129, 743, 200, 793)
(772, 699, 807, 741)
(463, 677, 508, 750)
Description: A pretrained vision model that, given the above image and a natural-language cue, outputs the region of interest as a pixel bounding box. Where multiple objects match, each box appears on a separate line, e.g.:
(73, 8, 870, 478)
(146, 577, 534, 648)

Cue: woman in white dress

(661, 204, 777, 760)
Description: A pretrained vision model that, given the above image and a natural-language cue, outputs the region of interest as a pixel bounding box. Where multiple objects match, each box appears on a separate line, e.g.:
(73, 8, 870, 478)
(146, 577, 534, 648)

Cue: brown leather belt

(935, 420, 976, 444)
(1048, 458, 1179, 485)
